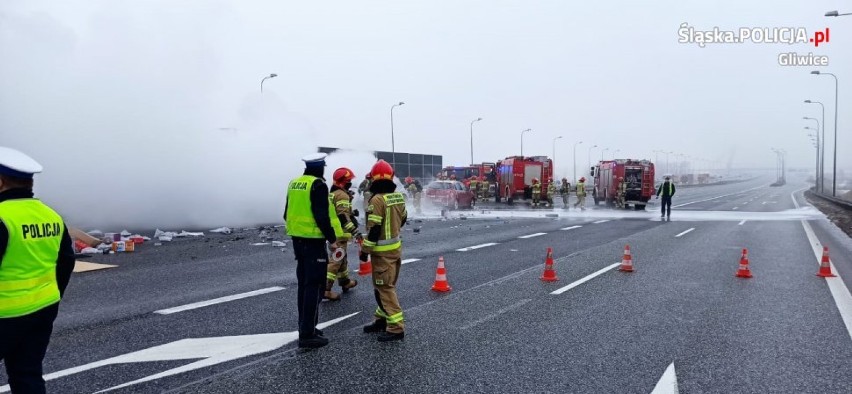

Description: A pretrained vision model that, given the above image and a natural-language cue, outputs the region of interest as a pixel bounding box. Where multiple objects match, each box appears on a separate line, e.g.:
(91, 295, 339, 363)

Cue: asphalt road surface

(2, 174, 851, 393)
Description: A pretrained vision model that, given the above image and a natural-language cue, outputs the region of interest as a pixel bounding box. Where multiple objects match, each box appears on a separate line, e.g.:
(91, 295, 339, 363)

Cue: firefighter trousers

(413, 192, 422, 213)
(574, 194, 586, 208)
(370, 252, 405, 333)
(562, 194, 570, 207)
(532, 192, 540, 206)
(326, 250, 352, 289)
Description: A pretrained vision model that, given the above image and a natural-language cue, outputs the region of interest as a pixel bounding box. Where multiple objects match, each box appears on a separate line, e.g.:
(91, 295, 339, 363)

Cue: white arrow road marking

(456, 242, 498, 252)
(0, 313, 359, 393)
(792, 189, 852, 340)
(674, 228, 695, 238)
(518, 233, 546, 239)
(650, 362, 679, 394)
(154, 287, 285, 315)
(401, 258, 421, 265)
(561, 225, 582, 231)
(551, 263, 621, 295)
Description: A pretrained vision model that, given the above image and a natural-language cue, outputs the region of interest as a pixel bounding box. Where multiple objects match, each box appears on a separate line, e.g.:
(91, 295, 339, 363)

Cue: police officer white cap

(0, 146, 43, 179)
(302, 153, 327, 167)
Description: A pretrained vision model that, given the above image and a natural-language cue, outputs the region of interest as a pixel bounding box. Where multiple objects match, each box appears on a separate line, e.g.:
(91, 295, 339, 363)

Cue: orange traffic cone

(357, 240, 372, 276)
(540, 247, 559, 282)
(735, 248, 752, 278)
(816, 246, 837, 278)
(618, 245, 634, 272)
(431, 256, 451, 292)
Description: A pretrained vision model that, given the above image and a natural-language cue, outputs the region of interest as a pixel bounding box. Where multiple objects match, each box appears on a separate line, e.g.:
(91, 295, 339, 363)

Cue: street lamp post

(572, 141, 583, 184)
(520, 128, 532, 156)
(260, 73, 278, 93)
(803, 116, 821, 191)
(587, 145, 598, 177)
(805, 100, 826, 193)
(601, 148, 609, 161)
(470, 117, 483, 165)
(390, 101, 405, 156)
(811, 71, 839, 196)
(806, 126, 820, 187)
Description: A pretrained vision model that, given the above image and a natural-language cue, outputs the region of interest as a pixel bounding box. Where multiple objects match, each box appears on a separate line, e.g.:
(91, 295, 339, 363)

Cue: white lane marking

(738, 220, 747, 226)
(459, 299, 531, 330)
(742, 202, 749, 205)
(732, 207, 739, 210)
(651, 362, 679, 394)
(154, 287, 285, 315)
(518, 233, 547, 239)
(551, 263, 621, 295)
(674, 228, 695, 238)
(593, 220, 610, 224)
(792, 189, 852, 340)
(561, 225, 583, 231)
(673, 184, 765, 208)
(762, 201, 767, 205)
(456, 242, 498, 252)
(0, 313, 360, 394)
(401, 258, 421, 265)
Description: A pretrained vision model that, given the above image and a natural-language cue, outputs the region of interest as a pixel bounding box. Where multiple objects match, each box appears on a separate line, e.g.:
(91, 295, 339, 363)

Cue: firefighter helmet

(333, 167, 356, 183)
(370, 160, 394, 181)
(405, 176, 413, 184)
(562, 177, 568, 182)
(579, 177, 586, 182)
(532, 178, 539, 184)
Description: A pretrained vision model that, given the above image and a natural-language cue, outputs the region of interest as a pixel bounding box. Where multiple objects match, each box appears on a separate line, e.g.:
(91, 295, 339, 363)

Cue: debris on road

(69, 228, 101, 248)
(210, 227, 232, 234)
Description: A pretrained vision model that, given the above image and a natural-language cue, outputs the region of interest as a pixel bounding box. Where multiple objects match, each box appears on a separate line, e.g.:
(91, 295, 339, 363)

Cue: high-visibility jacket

(531, 183, 541, 195)
(657, 181, 676, 197)
(285, 175, 343, 239)
(0, 199, 64, 318)
(576, 182, 586, 196)
(363, 193, 407, 253)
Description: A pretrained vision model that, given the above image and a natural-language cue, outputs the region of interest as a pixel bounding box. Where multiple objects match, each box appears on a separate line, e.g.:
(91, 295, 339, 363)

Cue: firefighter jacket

(363, 192, 407, 255)
(547, 183, 556, 197)
(576, 181, 586, 196)
(561, 182, 571, 195)
(331, 187, 359, 238)
(531, 183, 541, 195)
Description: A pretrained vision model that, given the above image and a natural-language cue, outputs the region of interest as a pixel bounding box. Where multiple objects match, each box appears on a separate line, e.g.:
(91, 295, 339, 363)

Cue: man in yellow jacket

(0, 147, 76, 393)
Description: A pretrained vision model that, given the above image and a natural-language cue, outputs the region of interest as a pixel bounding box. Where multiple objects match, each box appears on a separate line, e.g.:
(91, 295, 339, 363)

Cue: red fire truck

(439, 163, 496, 183)
(591, 159, 655, 210)
(496, 156, 553, 204)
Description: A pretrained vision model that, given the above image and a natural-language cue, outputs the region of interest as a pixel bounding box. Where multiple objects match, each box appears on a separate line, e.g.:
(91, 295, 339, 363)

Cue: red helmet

(580, 177, 586, 182)
(370, 160, 394, 181)
(405, 176, 413, 184)
(532, 178, 539, 184)
(333, 167, 355, 183)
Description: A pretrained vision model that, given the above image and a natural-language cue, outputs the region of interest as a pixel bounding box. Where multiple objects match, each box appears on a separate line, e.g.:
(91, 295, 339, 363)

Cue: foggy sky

(1, 0, 849, 227)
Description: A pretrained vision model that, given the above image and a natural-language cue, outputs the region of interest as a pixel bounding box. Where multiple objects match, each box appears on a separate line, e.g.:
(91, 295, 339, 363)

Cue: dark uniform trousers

(293, 238, 328, 338)
(661, 196, 672, 217)
(0, 303, 59, 394)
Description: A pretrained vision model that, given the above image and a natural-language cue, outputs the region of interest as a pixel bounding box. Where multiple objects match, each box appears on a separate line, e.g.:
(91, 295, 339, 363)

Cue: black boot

(377, 331, 405, 342)
(363, 319, 387, 333)
(298, 335, 329, 349)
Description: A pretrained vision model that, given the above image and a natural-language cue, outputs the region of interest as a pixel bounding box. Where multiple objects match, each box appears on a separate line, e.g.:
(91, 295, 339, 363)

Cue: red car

(425, 180, 475, 210)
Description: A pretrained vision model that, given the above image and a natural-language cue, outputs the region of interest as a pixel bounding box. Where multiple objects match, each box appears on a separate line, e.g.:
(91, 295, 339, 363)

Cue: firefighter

(469, 176, 479, 199)
(358, 174, 372, 223)
(284, 153, 345, 348)
(531, 178, 541, 207)
(656, 175, 676, 219)
(546, 178, 556, 208)
(615, 176, 627, 209)
(325, 167, 362, 301)
(560, 178, 571, 208)
(0, 147, 76, 393)
(360, 160, 408, 342)
(574, 177, 587, 210)
(405, 177, 422, 214)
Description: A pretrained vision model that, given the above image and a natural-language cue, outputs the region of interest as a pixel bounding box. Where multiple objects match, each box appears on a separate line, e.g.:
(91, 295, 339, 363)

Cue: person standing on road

(405, 177, 422, 214)
(546, 179, 556, 208)
(574, 177, 587, 210)
(560, 178, 571, 209)
(615, 176, 627, 209)
(656, 175, 676, 219)
(324, 167, 361, 301)
(360, 160, 408, 342)
(284, 153, 344, 349)
(0, 147, 76, 393)
(531, 178, 541, 207)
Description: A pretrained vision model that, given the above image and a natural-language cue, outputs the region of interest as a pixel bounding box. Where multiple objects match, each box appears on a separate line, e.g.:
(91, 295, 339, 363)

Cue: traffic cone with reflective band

(431, 256, 451, 292)
(735, 248, 752, 278)
(816, 246, 837, 278)
(540, 247, 559, 282)
(618, 245, 634, 272)
(357, 240, 372, 276)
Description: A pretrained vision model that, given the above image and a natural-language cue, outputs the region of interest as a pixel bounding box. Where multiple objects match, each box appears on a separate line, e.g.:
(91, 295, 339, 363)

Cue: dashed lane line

(551, 263, 621, 295)
(738, 220, 747, 226)
(673, 184, 765, 208)
(593, 220, 610, 224)
(154, 287, 285, 315)
(561, 225, 583, 231)
(456, 242, 499, 252)
(401, 258, 421, 265)
(518, 233, 547, 239)
(732, 206, 739, 210)
(674, 228, 695, 238)
(459, 299, 532, 330)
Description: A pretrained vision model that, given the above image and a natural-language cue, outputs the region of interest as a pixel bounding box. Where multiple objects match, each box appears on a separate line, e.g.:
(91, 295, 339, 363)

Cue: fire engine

(591, 159, 655, 210)
(439, 163, 497, 193)
(496, 156, 553, 204)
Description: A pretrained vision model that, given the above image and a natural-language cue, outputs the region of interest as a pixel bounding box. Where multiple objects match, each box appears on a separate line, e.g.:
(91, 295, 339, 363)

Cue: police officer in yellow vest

(284, 153, 345, 349)
(360, 160, 407, 342)
(0, 147, 75, 393)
